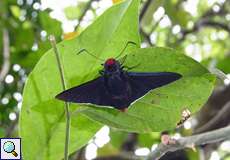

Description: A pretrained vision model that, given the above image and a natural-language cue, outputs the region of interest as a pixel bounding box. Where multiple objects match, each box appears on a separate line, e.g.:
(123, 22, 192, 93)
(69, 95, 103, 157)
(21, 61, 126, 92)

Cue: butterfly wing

(127, 72, 182, 103)
(55, 77, 110, 106)
(56, 72, 181, 109)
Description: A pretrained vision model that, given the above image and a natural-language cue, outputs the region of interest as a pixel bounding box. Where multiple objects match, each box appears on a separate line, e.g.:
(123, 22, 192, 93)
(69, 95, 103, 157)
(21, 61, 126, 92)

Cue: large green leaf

(80, 47, 215, 132)
(19, 0, 140, 159)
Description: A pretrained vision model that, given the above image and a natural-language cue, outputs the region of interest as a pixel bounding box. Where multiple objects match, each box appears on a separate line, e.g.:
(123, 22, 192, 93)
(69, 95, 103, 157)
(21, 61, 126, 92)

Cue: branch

(121, 133, 138, 152)
(201, 2, 227, 18)
(145, 125, 230, 160)
(140, 15, 165, 46)
(195, 85, 230, 132)
(194, 101, 230, 134)
(74, 0, 99, 31)
(75, 147, 85, 160)
(209, 68, 230, 83)
(178, 20, 230, 43)
(139, 0, 152, 21)
(200, 20, 230, 33)
(0, 28, 10, 83)
(178, 1, 230, 42)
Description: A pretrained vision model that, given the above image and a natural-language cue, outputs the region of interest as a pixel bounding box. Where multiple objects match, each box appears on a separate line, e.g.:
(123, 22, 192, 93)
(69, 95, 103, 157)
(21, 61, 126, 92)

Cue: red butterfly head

(104, 58, 120, 73)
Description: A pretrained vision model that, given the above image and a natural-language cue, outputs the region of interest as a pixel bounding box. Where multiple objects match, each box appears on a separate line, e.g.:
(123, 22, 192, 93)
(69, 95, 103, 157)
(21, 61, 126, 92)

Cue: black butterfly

(56, 43, 182, 111)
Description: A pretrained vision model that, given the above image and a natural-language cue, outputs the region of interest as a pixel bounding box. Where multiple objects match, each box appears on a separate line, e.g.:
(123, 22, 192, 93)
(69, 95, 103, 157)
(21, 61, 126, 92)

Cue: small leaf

(64, 4, 85, 20)
(10, 5, 21, 18)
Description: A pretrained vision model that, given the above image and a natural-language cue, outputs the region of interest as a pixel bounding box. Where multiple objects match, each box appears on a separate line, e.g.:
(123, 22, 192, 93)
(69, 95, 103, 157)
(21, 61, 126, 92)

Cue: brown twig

(139, 0, 152, 22)
(121, 133, 138, 152)
(194, 101, 230, 134)
(74, 147, 85, 160)
(140, 14, 165, 46)
(200, 20, 230, 32)
(74, 0, 99, 31)
(140, 28, 152, 45)
(195, 85, 230, 130)
(0, 28, 10, 83)
(201, 2, 228, 18)
(178, 19, 230, 42)
(145, 125, 230, 160)
(178, 1, 230, 42)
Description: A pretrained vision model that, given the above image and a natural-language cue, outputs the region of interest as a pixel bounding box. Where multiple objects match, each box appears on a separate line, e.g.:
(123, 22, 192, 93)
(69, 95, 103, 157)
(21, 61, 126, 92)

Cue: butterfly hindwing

(127, 72, 182, 103)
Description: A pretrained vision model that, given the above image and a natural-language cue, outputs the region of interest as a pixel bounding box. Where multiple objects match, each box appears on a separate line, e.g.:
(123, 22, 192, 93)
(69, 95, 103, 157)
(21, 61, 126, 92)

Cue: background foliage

(0, 0, 229, 160)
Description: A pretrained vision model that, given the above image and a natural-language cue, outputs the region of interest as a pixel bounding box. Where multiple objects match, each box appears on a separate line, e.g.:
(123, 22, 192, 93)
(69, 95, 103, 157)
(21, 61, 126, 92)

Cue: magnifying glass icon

(3, 141, 18, 157)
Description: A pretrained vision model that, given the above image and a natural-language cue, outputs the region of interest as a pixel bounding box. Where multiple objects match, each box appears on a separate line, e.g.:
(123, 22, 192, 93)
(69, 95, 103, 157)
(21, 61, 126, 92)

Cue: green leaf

(64, 6, 81, 20)
(81, 47, 215, 133)
(19, 0, 140, 159)
(164, 1, 191, 27)
(39, 11, 62, 37)
(13, 40, 51, 69)
(11, 24, 34, 52)
(217, 57, 230, 73)
(10, 5, 21, 18)
(0, 128, 5, 137)
(64, 2, 88, 20)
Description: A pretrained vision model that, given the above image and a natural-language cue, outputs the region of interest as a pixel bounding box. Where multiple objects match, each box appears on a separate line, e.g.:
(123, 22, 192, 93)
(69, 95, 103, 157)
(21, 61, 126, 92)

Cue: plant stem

(49, 35, 71, 160)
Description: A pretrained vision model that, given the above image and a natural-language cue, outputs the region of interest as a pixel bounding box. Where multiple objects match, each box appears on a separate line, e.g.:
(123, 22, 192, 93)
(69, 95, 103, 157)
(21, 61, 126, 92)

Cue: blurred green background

(0, 0, 229, 159)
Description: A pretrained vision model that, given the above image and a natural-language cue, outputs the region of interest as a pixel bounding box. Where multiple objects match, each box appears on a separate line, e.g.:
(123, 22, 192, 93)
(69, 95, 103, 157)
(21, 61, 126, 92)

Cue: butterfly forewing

(56, 77, 110, 106)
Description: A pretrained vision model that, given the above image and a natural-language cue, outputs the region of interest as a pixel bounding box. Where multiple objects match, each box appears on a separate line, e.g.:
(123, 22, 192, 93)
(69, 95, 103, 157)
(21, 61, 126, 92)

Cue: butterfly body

(56, 58, 182, 111)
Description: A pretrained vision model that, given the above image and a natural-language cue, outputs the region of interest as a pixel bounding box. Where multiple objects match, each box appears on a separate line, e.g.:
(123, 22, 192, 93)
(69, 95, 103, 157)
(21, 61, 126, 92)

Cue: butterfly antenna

(115, 41, 138, 59)
(119, 55, 127, 66)
(122, 63, 140, 71)
(77, 49, 104, 61)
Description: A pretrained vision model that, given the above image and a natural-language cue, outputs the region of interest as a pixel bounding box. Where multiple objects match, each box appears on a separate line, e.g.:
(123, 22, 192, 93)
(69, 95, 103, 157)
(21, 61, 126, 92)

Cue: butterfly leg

(99, 70, 104, 75)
